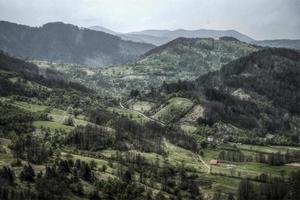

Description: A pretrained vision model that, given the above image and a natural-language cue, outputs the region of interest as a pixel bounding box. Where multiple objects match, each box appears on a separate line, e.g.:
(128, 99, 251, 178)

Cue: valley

(0, 21, 299, 200)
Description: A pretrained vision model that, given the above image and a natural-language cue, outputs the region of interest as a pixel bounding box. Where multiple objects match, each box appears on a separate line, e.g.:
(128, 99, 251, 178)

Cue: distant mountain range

(0, 21, 154, 66)
(89, 25, 300, 50)
(89, 26, 255, 45)
(252, 39, 300, 50)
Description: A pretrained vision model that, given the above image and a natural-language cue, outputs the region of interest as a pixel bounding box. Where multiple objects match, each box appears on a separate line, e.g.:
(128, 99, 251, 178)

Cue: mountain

(88, 25, 119, 35)
(252, 39, 300, 50)
(0, 21, 155, 66)
(88, 26, 170, 45)
(88, 25, 255, 45)
(128, 28, 255, 44)
(102, 37, 259, 94)
(151, 48, 300, 140)
(118, 33, 170, 46)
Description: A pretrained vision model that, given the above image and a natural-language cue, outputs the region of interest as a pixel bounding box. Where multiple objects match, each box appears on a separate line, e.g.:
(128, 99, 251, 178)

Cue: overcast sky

(0, 0, 299, 40)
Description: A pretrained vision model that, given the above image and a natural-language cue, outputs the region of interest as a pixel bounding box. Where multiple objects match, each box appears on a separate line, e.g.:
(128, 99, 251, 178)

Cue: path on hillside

(120, 101, 212, 173)
(119, 101, 166, 126)
(198, 155, 210, 174)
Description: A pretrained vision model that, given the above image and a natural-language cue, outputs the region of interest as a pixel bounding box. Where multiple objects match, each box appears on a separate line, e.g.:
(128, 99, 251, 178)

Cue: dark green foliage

(88, 108, 115, 126)
(0, 103, 35, 135)
(20, 165, 35, 182)
(0, 166, 15, 186)
(161, 48, 300, 142)
(0, 51, 92, 93)
(65, 125, 114, 151)
(130, 89, 140, 98)
(287, 171, 300, 199)
(220, 48, 300, 114)
(255, 150, 300, 166)
(0, 21, 154, 66)
(96, 178, 146, 200)
(112, 151, 202, 199)
(238, 180, 256, 200)
(218, 150, 250, 162)
(10, 134, 52, 164)
(238, 171, 300, 200)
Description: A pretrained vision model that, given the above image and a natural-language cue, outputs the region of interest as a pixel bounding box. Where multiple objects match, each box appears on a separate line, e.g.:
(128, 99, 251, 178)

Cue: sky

(0, 0, 299, 40)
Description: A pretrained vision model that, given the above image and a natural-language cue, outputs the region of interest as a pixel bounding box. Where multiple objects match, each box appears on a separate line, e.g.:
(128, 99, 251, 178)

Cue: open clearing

(152, 97, 194, 123)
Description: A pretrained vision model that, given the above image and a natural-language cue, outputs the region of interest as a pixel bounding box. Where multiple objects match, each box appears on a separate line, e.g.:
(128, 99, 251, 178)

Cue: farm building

(209, 159, 219, 165)
(207, 136, 214, 142)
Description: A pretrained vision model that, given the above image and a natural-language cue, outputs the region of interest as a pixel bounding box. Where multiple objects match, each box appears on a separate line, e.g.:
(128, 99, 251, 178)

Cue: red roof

(210, 160, 219, 165)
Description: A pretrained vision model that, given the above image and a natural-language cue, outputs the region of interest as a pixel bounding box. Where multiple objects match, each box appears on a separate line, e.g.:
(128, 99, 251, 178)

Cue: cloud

(0, 0, 299, 39)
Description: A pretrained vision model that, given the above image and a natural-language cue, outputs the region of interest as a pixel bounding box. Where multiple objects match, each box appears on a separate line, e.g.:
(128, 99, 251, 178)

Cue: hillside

(142, 48, 300, 145)
(0, 51, 93, 96)
(88, 26, 169, 46)
(1, 48, 300, 200)
(129, 28, 255, 45)
(88, 26, 255, 45)
(252, 39, 300, 50)
(102, 37, 259, 94)
(0, 21, 154, 66)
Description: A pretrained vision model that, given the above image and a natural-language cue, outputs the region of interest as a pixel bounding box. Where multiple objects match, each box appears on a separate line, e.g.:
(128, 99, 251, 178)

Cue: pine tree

(20, 164, 35, 182)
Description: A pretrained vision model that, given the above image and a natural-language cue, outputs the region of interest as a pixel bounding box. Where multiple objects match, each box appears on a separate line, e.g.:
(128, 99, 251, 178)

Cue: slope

(102, 37, 259, 94)
(0, 21, 154, 66)
(143, 48, 300, 145)
(128, 28, 255, 44)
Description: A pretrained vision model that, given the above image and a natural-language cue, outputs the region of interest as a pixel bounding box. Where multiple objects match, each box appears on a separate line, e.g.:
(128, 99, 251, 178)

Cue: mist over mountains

(89, 26, 255, 45)
(0, 20, 298, 67)
(89, 25, 300, 49)
(0, 21, 154, 66)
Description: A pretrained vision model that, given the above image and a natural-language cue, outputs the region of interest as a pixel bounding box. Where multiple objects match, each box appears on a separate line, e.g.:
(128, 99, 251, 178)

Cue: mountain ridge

(89, 25, 255, 45)
(0, 21, 155, 66)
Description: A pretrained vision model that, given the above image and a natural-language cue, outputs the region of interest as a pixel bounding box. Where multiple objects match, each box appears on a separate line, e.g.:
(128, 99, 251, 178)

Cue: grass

(12, 101, 48, 112)
(0, 153, 14, 167)
(108, 107, 150, 124)
(180, 124, 197, 134)
(165, 141, 204, 172)
(153, 97, 194, 123)
(33, 121, 74, 131)
(129, 100, 155, 113)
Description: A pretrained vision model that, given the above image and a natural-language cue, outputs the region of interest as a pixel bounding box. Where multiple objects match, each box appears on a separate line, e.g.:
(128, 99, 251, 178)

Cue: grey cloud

(0, 0, 299, 40)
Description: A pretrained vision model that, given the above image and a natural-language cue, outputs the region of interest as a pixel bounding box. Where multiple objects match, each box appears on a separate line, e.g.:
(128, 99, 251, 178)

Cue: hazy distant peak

(88, 25, 118, 35)
(128, 28, 255, 43)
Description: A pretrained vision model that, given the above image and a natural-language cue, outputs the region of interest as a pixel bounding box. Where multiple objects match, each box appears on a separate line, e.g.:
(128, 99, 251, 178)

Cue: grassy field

(153, 97, 194, 123)
(128, 100, 156, 113)
(33, 121, 74, 131)
(12, 101, 48, 112)
(0, 98, 92, 134)
(108, 107, 151, 124)
(180, 123, 198, 134)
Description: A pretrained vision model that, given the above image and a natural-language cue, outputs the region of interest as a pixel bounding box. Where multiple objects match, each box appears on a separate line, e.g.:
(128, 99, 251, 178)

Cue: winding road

(119, 101, 166, 126)
(198, 155, 211, 174)
(119, 101, 211, 173)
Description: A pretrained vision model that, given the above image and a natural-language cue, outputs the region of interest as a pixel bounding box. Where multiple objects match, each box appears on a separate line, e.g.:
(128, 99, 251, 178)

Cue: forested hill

(157, 48, 300, 142)
(0, 51, 91, 94)
(252, 39, 300, 50)
(196, 48, 300, 114)
(0, 21, 155, 66)
(140, 37, 259, 73)
(105, 37, 259, 94)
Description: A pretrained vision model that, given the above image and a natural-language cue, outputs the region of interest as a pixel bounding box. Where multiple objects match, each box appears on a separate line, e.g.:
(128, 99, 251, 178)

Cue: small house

(207, 136, 214, 142)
